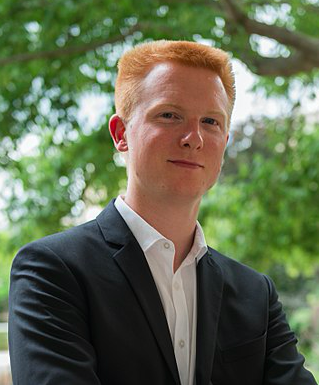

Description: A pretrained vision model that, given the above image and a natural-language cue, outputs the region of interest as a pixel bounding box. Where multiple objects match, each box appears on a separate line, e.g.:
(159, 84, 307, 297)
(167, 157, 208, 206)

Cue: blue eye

(161, 112, 174, 119)
(202, 117, 218, 125)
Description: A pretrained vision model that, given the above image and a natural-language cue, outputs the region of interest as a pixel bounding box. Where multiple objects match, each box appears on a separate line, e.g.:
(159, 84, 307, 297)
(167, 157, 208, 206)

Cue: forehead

(142, 61, 224, 88)
(136, 61, 229, 114)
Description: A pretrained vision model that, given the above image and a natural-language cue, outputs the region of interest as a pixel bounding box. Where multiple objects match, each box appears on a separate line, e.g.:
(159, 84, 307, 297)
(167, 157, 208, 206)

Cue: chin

(167, 187, 206, 201)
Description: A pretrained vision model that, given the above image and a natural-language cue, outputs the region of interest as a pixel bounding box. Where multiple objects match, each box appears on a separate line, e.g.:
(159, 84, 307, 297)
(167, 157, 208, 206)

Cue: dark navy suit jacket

(9, 200, 317, 384)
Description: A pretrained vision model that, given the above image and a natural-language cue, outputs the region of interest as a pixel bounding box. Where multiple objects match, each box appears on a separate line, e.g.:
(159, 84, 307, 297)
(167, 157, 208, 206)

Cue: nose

(180, 120, 204, 150)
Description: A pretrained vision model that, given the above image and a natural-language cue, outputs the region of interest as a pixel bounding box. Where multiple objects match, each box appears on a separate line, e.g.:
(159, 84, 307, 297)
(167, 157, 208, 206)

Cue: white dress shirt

(115, 196, 207, 385)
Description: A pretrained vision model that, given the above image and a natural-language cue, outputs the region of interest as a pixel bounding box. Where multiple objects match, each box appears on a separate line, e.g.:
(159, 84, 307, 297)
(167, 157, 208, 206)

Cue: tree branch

(0, 27, 139, 66)
(248, 52, 316, 76)
(220, 0, 319, 61)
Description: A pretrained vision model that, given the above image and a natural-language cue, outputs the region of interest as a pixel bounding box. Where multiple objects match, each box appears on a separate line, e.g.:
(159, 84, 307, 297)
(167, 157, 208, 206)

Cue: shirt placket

(172, 268, 190, 385)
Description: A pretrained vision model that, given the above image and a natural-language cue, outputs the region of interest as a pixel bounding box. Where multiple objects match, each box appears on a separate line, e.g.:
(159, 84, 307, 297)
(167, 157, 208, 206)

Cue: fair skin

(110, 61, 229, 271)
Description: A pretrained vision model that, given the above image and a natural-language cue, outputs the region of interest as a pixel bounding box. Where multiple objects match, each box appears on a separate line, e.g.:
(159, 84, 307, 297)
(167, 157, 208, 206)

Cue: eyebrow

(206, 110, 227, 119)
(150, 103, 182, 111)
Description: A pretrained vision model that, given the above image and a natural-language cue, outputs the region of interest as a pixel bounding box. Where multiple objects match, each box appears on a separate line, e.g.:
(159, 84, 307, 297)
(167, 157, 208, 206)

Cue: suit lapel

(96, 201, 181, 385)
(196, 250, 224, 385)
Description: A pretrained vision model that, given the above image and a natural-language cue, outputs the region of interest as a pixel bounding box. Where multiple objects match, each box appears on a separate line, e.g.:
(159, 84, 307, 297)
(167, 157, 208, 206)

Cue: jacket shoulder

(11, 217, 118, 279)
(16, 219, 99, 256)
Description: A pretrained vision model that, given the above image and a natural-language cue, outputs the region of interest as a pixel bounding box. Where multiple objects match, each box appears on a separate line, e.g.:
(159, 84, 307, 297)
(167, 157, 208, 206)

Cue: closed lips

(168, 160, 204, 167)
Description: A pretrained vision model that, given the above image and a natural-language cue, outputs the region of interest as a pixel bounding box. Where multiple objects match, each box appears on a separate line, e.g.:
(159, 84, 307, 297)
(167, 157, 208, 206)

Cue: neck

(124, 190, 201, 272)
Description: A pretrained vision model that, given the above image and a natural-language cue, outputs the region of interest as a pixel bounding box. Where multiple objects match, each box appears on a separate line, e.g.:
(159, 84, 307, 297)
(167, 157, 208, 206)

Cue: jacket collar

(196, 249, 224, 385)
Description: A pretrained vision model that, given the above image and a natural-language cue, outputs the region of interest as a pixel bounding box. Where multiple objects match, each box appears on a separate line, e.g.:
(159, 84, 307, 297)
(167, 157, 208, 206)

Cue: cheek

(206, 140, 227, 160)
(132, 137, 159, 166)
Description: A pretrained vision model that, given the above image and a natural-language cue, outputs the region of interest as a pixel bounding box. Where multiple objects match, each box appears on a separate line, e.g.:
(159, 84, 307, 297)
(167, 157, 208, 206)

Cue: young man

(9, 40, 317, 385)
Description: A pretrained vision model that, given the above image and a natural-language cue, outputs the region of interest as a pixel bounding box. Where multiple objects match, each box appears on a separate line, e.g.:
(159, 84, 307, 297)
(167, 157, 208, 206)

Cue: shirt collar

(114, 195, 207, 263)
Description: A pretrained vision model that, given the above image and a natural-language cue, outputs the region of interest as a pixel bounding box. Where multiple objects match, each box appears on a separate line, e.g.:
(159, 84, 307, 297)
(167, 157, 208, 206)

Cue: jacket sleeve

(263, 275, 317, 385)
(9, 242, 102, 385)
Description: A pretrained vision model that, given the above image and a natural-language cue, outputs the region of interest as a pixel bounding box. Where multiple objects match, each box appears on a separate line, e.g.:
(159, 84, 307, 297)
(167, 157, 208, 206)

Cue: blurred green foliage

(0, 332, 8, 351)
(0, 0, 318, 375)
(0, 234, 13, 316)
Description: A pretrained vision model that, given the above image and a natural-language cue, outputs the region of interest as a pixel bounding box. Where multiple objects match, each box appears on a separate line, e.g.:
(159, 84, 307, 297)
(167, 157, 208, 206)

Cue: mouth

(167, 160, 204, 169)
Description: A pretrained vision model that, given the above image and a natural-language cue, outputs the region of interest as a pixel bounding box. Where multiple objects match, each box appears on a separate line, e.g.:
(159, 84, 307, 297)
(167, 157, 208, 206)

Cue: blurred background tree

(0, 0, 318, 378)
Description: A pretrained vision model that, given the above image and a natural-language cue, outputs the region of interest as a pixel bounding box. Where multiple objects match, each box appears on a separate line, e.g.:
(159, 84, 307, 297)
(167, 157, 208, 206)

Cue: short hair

(115, 40, 236, 128)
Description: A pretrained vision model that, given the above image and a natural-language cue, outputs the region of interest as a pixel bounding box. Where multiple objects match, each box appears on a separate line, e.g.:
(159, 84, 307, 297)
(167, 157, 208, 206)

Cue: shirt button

(179, 339, 185, 348)
(173, 282, 180, 290)
(164, 242, 170, 249)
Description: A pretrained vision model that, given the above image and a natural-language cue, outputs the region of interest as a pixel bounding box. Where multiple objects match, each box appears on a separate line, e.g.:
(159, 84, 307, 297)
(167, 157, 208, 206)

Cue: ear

(109, 114, 128, 152)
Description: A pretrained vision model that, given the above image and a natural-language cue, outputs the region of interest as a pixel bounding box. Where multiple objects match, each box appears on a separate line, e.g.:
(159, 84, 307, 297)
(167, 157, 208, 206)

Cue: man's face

(111, 61, 229, 205)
